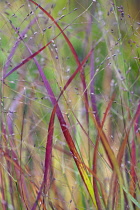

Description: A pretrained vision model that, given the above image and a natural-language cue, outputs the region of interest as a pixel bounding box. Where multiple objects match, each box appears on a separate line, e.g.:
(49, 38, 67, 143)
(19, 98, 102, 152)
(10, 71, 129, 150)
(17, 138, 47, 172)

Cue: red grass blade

(2, 23, 74, 80)
(32, 53, 97, 206)
(129, 105, 140, 197)
(29, 0, 80, 65)
(31, 106, 56, 210)
(29, 0, 90, 144)
(3, 39, 53, 80)
(117, 102, 140, 164)
(108, 102, 140, 209)
(129, 140, 136, 197)
(20, 34, 96, 207)
(57, 48, 94, 101)
(83, 95, 125, 208)
(92, 93, 116, 209)
(3, 17, 38, 75)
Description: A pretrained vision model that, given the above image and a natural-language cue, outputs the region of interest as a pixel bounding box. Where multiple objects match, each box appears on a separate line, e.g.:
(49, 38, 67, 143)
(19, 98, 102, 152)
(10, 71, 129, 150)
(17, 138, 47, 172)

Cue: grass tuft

(0, 0, 140, 209)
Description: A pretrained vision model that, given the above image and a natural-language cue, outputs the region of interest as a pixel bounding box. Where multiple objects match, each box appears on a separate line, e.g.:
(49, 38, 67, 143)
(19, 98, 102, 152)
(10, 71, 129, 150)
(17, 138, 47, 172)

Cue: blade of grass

(92, 93, 116, 209)
(3, 17, 38, 75)
(2, 19, 85, 80)
(29, 0, 80, 65)
(0, 169, 7, 210)
(31, 105, 56, 210)
(0, 147, 29, 179)
(29, 0, 91, 148)
(2, 38, 56, 79)
(123, 186, 140, 208)
(90, 50, 100, 124)
(3, 87, 32, 209)
(129, 140, 136, 198)
(117, 102, 140, 165)
(129, 108, 140, 197)
(108, 102, 140, 209)
(57, 48, 94, 100)
(83, 98, 125, 210)
(17, 32, 97, 206)
(2, 16, 82, 80)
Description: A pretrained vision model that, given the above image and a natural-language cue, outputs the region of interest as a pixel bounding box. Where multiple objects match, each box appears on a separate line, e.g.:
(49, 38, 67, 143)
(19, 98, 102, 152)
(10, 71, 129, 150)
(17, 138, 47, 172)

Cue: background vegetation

(0, 0, 140, 209)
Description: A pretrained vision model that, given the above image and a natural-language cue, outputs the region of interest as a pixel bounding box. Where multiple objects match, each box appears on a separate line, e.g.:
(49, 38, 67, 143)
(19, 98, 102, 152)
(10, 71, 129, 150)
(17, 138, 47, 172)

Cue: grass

(0, 0, 140, 209)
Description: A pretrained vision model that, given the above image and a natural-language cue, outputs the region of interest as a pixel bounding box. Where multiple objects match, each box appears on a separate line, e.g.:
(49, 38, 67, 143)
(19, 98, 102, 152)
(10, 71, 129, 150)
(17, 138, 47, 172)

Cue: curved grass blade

(129, 140, 136, 197)
(29, 0, 80, 65)
(36, 58, 97, 207)
(57, 48, 94, 101)
(92, 93, 116, 209)
(31, 105, 56, 210)
(108, 102, 140, 209)
(3, 38, 54, 80)
(84, 99, 124, 209)
(29, 0, 90, 145)
(117, 102, 140, 164)
(3, 17, 38, 75)
(2, 19, 78, 80)
(123, 186, 140, 208)
(20, 42, 97, 206)
(90, 50, 100, 124)
(0, 148, 28, 177)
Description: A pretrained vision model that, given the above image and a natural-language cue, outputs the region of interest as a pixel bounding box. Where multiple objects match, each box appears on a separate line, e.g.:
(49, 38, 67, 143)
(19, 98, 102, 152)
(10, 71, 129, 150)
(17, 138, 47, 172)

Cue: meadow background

(0, 0, 140, 209)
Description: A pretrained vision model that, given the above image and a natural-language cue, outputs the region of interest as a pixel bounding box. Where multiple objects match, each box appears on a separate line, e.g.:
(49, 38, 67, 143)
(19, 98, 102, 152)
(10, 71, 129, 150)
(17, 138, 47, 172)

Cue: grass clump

(0, 0, 140, 209)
